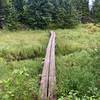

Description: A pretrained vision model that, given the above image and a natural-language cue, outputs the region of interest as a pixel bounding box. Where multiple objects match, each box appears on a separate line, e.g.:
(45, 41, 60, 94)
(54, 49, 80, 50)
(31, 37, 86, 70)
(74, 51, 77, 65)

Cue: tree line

(0, 0, 100, 30)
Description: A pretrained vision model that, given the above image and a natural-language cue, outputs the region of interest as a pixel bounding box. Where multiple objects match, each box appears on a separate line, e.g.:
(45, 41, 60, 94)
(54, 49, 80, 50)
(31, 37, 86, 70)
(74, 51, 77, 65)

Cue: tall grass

(0, 30, 49, 100)
(55, 25, 100, 55)
(55, 24, 100, 99)
(0, 30, 49, 61)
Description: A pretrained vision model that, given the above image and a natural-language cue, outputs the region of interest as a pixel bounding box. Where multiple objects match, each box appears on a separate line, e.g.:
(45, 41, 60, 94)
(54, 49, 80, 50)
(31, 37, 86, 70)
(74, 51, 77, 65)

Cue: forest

(0, 0, 100, 100)
(0, 0, 100, 30)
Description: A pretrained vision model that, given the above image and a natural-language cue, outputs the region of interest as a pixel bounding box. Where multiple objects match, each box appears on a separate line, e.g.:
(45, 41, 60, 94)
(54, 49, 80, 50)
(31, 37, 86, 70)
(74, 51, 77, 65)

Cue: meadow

(0, 30, 49, 99)
(0, 24, 100, 100)
(55, 24, 100, 99)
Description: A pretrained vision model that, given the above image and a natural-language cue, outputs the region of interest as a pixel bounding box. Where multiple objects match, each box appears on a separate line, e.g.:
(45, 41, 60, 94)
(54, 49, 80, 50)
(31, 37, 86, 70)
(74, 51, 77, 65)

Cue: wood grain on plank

(40, 31, 56, 100)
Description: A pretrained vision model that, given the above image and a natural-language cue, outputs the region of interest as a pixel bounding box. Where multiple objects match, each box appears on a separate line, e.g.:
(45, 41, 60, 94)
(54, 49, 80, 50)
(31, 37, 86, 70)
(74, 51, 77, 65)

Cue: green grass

(55, 24, 100, 99)
(0, 59, 42, 100)
(0, 30, 48, 61)
(55, 25, 100, 56)
(0, 30, 49, 100)
(0, 24, 100, 100)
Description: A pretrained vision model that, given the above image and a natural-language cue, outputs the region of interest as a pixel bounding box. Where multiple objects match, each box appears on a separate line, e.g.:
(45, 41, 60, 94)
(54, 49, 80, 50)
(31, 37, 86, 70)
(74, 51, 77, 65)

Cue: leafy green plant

(0, 59, 42, 100)
(56, 27, 100, 99)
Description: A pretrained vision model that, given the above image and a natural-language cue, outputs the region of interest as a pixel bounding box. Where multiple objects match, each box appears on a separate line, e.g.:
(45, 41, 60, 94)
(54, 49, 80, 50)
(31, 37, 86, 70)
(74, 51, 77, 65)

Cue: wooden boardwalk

(40, 31, 56, 100)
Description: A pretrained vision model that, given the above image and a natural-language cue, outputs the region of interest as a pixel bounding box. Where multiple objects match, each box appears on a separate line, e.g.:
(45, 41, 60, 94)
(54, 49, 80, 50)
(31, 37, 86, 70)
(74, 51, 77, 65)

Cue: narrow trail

(40, 31, 56, 100)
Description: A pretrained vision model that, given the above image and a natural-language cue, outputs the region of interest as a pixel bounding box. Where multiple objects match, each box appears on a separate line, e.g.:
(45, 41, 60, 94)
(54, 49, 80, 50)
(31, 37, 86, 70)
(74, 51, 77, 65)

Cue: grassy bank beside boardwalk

(55, 24, 100, 99)
(0, 30, 49, 99)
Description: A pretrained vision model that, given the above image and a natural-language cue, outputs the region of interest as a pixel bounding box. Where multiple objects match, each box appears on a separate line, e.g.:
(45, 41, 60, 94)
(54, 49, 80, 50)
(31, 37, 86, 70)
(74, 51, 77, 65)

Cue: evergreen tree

(72, 0, 90, 23)
(93, 0, 100, 22)
(0, 0, 6, 28)
(1, 0, 95, 30)
(23, 0, 53, 29)
(51, 0, 79, 28)
(12, 0, 25, 22)
(20, 0, 79, 29)
(4, 0, 20, 30)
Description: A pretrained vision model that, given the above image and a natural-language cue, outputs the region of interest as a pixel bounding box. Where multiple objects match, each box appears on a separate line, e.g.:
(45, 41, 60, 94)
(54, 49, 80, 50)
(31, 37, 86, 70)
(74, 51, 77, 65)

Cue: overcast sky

(89, 0, 95, 10)
(89, 0, 95, 5)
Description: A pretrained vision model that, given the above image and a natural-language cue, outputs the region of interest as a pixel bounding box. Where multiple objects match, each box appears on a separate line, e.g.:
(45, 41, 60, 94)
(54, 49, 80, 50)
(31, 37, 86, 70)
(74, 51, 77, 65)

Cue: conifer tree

(72, 0, 90, 23)
(12, 0, 25, 23)
(0, 0, 5, 28)
(93, 0, 100, 22)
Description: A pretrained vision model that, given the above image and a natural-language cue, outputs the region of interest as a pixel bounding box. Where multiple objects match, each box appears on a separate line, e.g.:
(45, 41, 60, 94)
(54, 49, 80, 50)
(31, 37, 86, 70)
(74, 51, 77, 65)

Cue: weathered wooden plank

(40, 31, 56, 100)
(40, 32, 53, 100)
(48, 31, 56, 100)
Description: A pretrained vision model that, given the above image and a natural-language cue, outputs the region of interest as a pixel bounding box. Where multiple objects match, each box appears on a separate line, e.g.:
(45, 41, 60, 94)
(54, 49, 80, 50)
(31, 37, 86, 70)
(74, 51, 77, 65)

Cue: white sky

(89, 0, 95, 5)
(89, 0, 95, 10)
